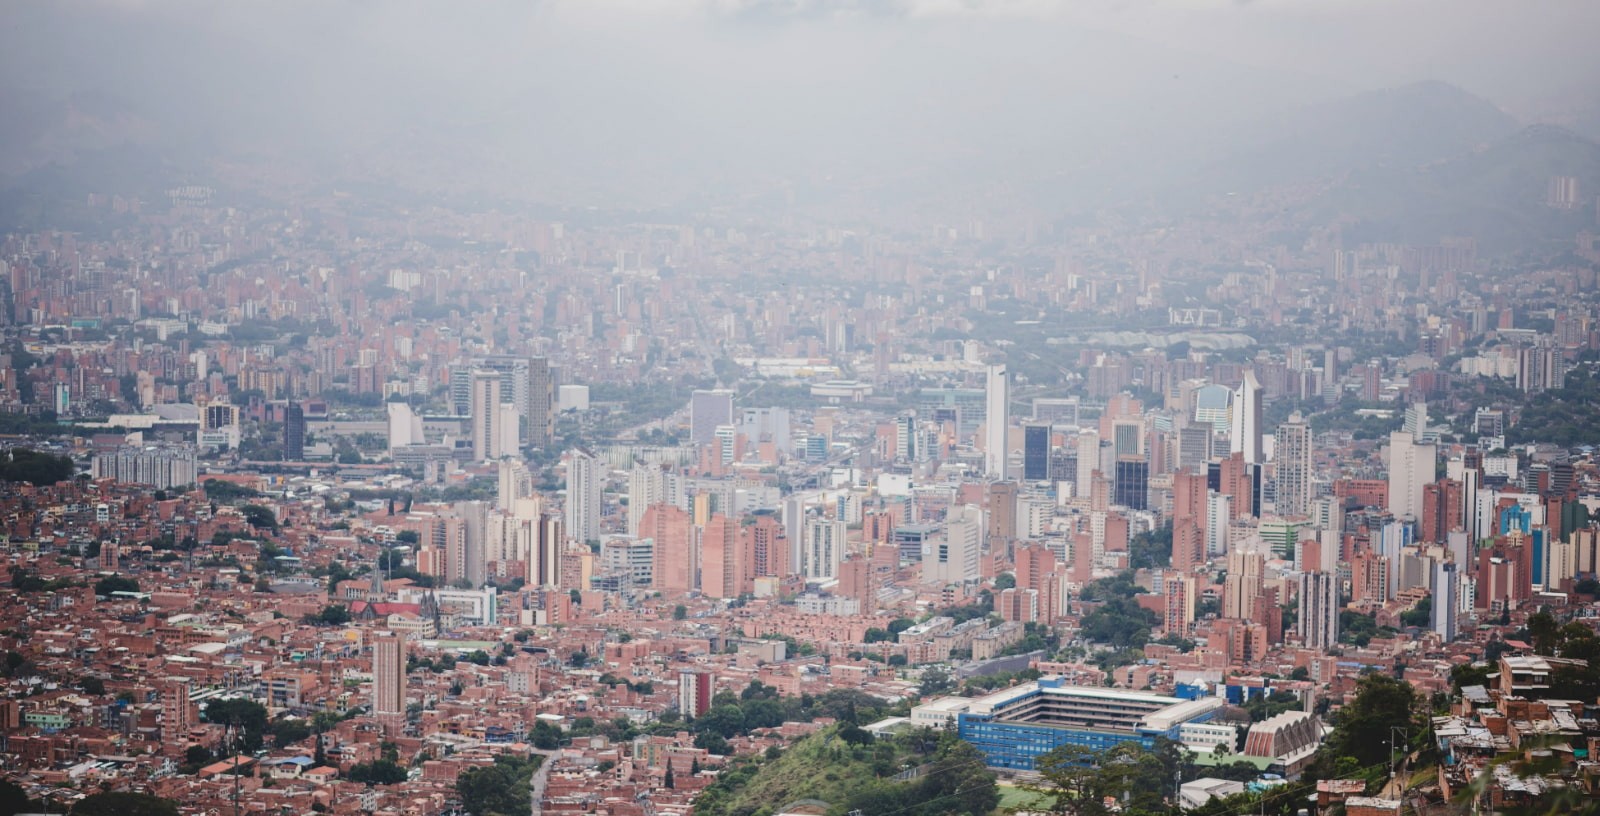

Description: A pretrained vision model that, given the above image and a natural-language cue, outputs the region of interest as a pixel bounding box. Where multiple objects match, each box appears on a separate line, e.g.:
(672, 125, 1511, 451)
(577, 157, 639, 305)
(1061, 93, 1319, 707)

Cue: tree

(919, 667, 955, 697)
(0, 448, 75, 485)
(308, 605, 351, 626)
(664, 765, 675, 789)
(673, 604, 688, 620)
(0, 779, 34, 816)
(71, 793, 178, 816)
(202, 698, 270, 754)
(1314, 673, 1417, 776)
(94, 575, 139, 596)
(241, 504, 279, 531)
(348, 759, 408, 785)
(994, 572, 1017, 590)
(457, 754, 540, 816)
(80, 677, 106, 696)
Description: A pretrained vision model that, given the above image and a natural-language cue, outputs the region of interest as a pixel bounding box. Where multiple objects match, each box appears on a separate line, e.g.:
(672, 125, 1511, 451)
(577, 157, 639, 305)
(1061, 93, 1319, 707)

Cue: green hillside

(694, 725, 998, 816)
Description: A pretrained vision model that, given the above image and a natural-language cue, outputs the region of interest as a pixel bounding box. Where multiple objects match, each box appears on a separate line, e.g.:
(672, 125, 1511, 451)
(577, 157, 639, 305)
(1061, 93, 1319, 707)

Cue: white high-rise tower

(985, 363, 1009, 478)
(565, 447, 602, 545)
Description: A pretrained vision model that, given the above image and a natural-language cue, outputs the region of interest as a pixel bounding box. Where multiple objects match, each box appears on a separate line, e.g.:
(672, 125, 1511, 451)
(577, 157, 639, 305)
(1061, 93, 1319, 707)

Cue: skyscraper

(1431, 561, 1459, 641)
(1230, 370, 1263, 465)
(1023, 424, 1050, 481)
(497, 459, 532, 511)
(925, 504, 983, 585)
(284, 401, 305, 462)
(1387, 430, 1437, 522)
(643, 503, 693, 593)
(1297, 571, 1339, 650)
(1274, 411, 1313, 517)
(565, 447, 602, 545)
(470, 369, 504, 461)
(528, 357, 554, 448)
(691, 389, 735, 447)
(628, 465, 676, 537)
(700, 513, 741, 599)
(985, 363, 1009, 478)
(372, 632, 407, 725)
(801, 516, 845, 581)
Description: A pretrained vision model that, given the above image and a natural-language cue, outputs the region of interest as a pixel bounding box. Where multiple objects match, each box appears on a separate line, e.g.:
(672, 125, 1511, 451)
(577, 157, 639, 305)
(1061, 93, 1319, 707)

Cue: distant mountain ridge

(1185, 80, 1523, 196)
(1315, 123, 1600, 254)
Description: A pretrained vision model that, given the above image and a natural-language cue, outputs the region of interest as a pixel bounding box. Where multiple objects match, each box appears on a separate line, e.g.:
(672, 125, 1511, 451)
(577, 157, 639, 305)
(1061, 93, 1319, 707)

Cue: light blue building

(931, 676, 1224, 771)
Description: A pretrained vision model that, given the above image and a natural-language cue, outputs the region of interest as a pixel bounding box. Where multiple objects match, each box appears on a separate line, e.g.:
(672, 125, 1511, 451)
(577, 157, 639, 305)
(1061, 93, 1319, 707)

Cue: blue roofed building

(928, 676, 1225, 771)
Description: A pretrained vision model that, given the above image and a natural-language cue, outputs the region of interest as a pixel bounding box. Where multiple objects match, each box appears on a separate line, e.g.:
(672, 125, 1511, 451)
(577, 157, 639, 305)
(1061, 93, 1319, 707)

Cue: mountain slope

(1315, 124, 1600, 254)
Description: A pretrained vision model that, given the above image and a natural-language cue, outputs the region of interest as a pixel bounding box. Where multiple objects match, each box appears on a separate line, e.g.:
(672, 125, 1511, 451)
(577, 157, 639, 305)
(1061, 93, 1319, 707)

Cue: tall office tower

(1403, 401, 1429, 438)
(678, 669, 713, 719)
(1074, 431, 1100, 496)
(470, 369, 504, 461)
(895, 414, 918, 461)
(988, 481, 1019, 542)
(1230, 370, 1264, 464)
(801, 516, 846, 581)
(1164, 571, 1196, 638)
(497, 459, 532, 511)
(372, 632, 407, 724)
(534, 512, 565, 588)
(498, 403, 520, 457)
(388, 402, 424, 452)
(527, 357, 554, 447)
(1223, 545, 1266, 619)
(1430, 561, 1459, 641)
(1387, 430, 1436, 522)
(628, 465, 672, 537)
(160, 677, 196, 746)
(1170, 469, 1208, 572)
(925, 505, 983, 585)
(1274, 412, 1313, 517)
(985, 363, 1010, 478)
(450, 368, 474, 417)
(1298, 571, 1340, 650)
(1113, 458, 1150, 510)
(1023, 424, 1050, 480)
(455, 500, 489, 588)
(691, 389, 735, 446)
(565, 447, 602, 545)
(643, 503, 693, 593)
(1111, 418, 1145, 459)
(1206, 493, 1232, 557)
(744, 514, 787, 579)
(1177, 425, 1214, 471)
(700, 513, 741, 599)
(284, 401, 305, 461)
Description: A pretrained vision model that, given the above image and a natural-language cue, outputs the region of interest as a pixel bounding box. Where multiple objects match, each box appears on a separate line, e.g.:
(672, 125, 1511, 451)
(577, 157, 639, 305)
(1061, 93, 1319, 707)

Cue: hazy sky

(3, 1, 1598, 209)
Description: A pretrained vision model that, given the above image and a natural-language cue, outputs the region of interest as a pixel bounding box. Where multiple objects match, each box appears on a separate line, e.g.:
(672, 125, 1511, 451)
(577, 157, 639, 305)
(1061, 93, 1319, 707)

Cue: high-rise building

(985, 363, 1010, 478)
(497, 459, 532, 511)
(565, 447, 602, 545)
(1112, 458, 1149, 510)
(1224, 544, 1266, 619)
(628, 465, 676, 537)
(1297, 571, 1339, 650)
(643, 504, 693, 593)
(91, 444, 198, 489)
(1023, 424, 1050, 481)
(925, 504, 983, 585)
(470, 369, 504, 461)
(1431, 561, 1459, 641)
(1230, 370, 1263, 465)
(801, 517, 846, 581)
(700, 513, 741, 598)
(678, 669, 713, 718)
(284, 401, 305, 461)
(528, 357, 554, 447)
(691, 389, 735, 447)
(744, 514, 787, 579)
(1273, 412, 1313, 518)
(1387, 430, 1436, 522)
(372, 633, 407, 724)
(1164, 572, 1196, 639)
(160, 677, 196, 746)
(988, 481, 1019, 542)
